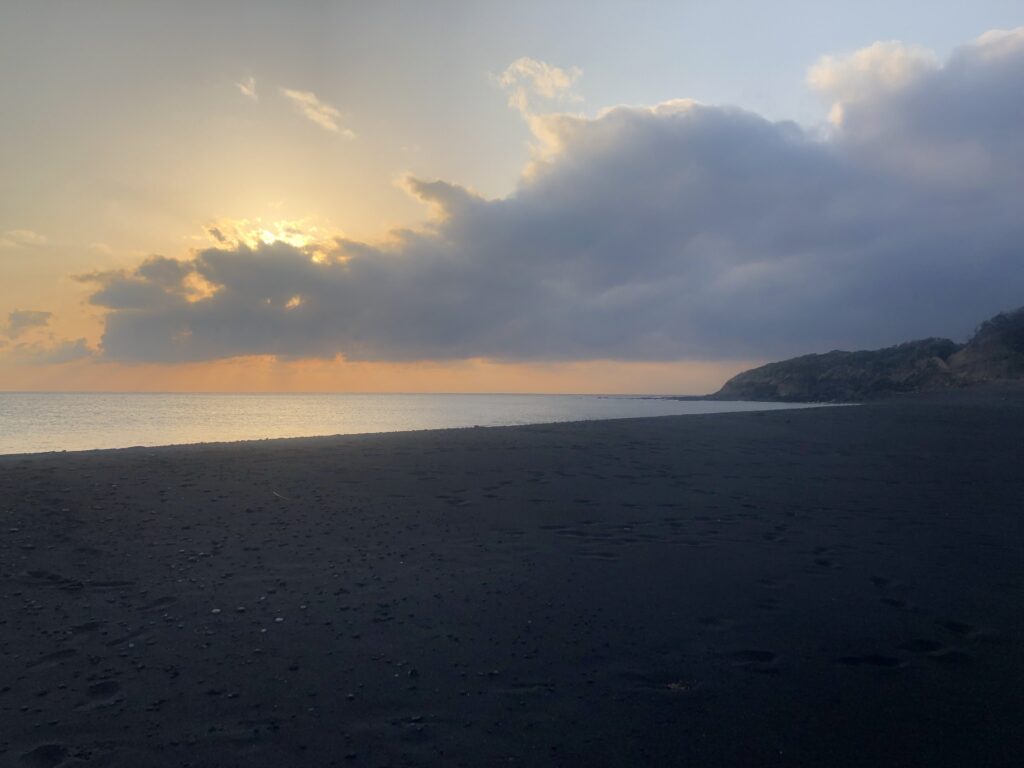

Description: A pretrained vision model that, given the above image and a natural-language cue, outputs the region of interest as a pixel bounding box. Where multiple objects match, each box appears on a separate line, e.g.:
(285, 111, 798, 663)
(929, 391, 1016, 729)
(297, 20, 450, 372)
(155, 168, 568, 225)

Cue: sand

(1, 389, 1023, 767)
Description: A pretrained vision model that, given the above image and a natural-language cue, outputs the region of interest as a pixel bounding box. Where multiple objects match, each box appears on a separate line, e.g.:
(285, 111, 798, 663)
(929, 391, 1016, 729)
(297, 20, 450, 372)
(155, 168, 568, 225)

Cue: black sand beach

(2, 390, 1023, 767)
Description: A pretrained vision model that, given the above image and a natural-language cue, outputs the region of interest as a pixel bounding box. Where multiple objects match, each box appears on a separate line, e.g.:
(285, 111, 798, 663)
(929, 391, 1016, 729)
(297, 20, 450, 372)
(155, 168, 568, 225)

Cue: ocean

(0, 392, 819, 455)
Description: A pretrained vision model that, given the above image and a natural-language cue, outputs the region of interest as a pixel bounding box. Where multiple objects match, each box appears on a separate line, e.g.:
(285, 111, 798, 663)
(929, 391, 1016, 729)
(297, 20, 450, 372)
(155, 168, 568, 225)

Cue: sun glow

(258, 227, 312, 249)
(183, 272, 220, 303)
(203, 218, 333, 252)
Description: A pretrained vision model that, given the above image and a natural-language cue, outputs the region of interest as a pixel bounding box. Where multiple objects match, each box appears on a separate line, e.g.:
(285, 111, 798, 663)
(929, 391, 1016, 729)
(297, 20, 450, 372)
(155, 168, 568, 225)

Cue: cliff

(713, 307, 1024, 402)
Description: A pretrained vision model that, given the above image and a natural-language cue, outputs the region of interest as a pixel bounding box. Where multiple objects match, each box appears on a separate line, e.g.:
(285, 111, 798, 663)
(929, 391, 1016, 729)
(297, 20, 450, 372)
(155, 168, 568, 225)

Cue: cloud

(11, 338, 95, 365)
(0, 229, 47, 249)
(497, 57, 582, 115)
(3, 309, 52, 338)
(236, 75, 258, 101)
(808, 30, 1024, 183)
(281, 88, 354, 137)
(0, 310, 94, 364)
(82, 29, 1024, 365)
(808, 41, 937, 125)
(199, 217, 321, 251)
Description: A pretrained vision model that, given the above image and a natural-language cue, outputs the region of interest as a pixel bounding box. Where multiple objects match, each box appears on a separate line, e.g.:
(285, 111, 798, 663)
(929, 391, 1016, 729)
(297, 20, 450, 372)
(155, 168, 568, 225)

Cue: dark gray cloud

(84, 29, 1024, 364)
(3, 309, 53, 338)
(12, 338, 94, 365)
(0, 309, 93, 364)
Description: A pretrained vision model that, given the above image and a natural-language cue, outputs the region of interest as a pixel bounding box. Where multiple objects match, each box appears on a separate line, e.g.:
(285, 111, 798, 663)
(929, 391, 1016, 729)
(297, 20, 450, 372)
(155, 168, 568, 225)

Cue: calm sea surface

(0, 393, 822, 455)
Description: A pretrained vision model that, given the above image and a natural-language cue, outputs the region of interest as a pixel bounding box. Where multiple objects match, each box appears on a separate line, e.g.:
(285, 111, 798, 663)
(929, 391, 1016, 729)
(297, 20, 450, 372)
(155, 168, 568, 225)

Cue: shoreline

(0, 398, 833, 459)
(1, 390, 1022, 766)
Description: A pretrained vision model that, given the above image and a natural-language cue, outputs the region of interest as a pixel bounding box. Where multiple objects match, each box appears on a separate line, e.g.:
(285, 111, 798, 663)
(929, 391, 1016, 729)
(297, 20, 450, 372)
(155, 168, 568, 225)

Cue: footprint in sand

(899, 639, 943, 654)
(727, 649, 777, 664)
(77, 679, 124, 710)
(19, 744, 68, 768)
(927, 648, 971, 666)
(26, 649, 76, 669)
(699, 616, 734, 632)
(71, 620, 105, 635)
(140, 596, 177, 611)
(580, 550, 620, 561)
(725, 650, 780, 673)
(938, 619, 983, 640)
(88, 680, 122, 701)
(834, 654, 904, 668)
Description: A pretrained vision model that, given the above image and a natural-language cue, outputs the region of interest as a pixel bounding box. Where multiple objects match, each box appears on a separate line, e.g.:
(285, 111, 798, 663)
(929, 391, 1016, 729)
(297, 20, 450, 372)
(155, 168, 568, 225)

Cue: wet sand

(2, 389, 1023, 767)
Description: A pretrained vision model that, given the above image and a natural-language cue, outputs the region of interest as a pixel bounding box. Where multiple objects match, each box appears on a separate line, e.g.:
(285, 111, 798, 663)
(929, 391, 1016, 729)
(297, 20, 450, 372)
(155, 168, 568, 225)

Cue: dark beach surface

(2, 388, 1023, 767)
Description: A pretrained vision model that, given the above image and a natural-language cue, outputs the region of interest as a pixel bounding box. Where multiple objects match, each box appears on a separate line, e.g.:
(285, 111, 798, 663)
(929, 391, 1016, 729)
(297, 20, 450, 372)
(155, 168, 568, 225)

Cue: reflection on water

(0, 392, 826, 455)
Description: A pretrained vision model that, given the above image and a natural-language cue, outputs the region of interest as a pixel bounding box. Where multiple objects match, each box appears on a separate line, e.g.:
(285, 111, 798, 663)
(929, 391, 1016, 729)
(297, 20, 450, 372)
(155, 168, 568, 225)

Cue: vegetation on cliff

(714, 307, 1024, 401)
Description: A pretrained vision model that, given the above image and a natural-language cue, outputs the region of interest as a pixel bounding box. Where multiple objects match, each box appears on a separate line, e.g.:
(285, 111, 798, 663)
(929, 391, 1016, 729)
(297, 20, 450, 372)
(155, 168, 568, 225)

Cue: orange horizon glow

(0, 356, 754, 396)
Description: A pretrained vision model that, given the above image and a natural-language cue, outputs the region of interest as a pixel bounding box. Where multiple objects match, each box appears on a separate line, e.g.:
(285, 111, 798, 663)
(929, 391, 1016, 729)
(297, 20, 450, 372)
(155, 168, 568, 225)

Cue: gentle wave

(0, 393, 824, 455)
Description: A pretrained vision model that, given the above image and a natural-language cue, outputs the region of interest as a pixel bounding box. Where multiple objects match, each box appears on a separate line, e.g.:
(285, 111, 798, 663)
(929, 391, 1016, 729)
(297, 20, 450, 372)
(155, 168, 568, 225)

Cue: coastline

(0, 394, 828, 457)
(1, 389, 1022, 766)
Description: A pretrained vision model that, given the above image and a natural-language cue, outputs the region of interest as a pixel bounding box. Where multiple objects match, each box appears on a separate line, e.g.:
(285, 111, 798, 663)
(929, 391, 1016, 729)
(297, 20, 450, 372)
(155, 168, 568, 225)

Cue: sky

(1, 0, 1022, 393)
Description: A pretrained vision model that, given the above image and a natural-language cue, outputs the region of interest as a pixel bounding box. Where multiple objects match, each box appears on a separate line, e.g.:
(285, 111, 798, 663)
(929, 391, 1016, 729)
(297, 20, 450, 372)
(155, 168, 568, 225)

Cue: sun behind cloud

(58, 29, 1024, 374)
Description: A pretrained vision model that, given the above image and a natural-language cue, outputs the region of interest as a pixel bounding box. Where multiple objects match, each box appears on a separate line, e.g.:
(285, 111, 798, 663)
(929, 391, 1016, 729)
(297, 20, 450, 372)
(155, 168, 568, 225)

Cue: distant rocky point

(712, 307, 1024, 402)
